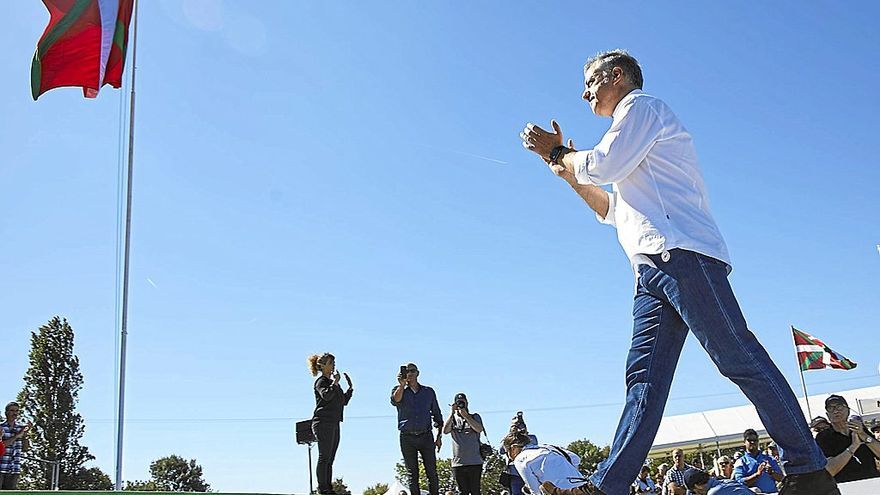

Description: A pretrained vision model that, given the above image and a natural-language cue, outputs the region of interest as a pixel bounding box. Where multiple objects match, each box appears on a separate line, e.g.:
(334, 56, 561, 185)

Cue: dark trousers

(400, 432, 439, 495)
(312, 419, 341, 494)
(453, 465, 482, 495)
(0, 473, 20, 490)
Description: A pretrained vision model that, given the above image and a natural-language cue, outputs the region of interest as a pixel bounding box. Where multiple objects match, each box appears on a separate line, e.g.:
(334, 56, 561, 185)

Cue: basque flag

(792, 326, 857, 371)
(31, 0, 134, 100)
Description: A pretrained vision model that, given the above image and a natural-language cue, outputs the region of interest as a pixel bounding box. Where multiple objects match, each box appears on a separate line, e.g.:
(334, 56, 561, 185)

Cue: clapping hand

(332, 370, 341, 384)
(847, 419, 870, 441)
(343, 372, 353, 389)
(520, 120, 564, 161)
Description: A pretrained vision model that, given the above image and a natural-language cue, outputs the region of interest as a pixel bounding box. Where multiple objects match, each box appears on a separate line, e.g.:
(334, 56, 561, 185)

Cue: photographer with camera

(499, 412, 539, 495)
(443, 393, 485, 495)
(392, 363, 443, 495)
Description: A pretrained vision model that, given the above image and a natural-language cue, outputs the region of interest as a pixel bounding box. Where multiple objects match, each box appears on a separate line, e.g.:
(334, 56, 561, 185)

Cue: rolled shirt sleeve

(572, 95, 665, 187)
(596, 189, 616, 226)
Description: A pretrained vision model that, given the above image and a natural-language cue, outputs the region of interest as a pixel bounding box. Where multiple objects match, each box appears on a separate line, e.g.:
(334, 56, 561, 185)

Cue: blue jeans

(589, 249, 826, 495)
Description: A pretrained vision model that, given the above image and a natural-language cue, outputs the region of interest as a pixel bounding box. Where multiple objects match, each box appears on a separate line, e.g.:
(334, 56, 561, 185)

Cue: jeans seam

(695, 256, 816, 458)
(594, 291, 662, 492)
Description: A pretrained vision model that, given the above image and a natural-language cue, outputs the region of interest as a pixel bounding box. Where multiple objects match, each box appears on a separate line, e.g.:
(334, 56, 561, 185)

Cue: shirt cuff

(572, 150, 595, 185)
(596, 189, 616, 226)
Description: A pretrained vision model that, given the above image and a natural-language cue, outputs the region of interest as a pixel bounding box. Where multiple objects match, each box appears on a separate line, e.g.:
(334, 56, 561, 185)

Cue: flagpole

(115, 0, 139, 490)
(792, 325, 813, 420)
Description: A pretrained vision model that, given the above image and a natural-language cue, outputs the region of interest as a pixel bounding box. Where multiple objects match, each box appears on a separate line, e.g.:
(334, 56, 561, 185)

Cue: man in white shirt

(519, 50, 837, 495)
(502, 431, 585, 495)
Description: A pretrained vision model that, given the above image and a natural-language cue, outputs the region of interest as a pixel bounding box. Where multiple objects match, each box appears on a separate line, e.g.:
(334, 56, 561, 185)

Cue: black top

(815, 428, 880, 483)
(312, 375, 353, 422)
(390, 384, 442, 433)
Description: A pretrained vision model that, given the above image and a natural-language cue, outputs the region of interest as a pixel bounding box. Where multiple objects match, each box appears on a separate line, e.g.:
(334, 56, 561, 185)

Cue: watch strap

(549, 145, 570, 165)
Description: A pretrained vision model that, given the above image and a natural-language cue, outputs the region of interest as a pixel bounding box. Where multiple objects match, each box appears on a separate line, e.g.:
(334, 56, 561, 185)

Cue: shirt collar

(611, 89, 643, 120)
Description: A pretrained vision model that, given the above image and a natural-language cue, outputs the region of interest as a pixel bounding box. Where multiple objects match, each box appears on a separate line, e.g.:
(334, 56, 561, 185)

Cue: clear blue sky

(2, 1, 879, 493)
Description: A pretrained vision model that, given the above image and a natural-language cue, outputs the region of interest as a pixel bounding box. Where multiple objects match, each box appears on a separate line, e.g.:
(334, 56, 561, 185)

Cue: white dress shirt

(513, 444, 584, 495)
(571, 90, 731, 270)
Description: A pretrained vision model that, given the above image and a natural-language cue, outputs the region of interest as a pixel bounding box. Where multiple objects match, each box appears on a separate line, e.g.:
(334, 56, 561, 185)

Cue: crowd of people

(306, 350, 879, 495)
(619, 395, 880, 495)
(305, 48, 852, 495)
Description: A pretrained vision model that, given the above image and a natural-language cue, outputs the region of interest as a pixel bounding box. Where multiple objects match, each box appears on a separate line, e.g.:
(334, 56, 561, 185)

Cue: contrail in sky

(146, 278, 158, 289)
(417, 144, 508, 165)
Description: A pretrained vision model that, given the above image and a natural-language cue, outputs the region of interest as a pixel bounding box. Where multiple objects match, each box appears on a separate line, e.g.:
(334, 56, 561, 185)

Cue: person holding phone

(308, 353, 353, 495)
(392, 362, 443, 495)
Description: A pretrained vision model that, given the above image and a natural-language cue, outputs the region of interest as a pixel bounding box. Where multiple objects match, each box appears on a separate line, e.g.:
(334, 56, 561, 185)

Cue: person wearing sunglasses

(733, 429, 782, 493)
(392, 363, 443, 495)
(816, 394, 880, 483)
(711, 456, 733, 480)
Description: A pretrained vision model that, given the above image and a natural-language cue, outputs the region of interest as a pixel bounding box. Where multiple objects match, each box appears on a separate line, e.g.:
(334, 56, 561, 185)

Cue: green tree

(480, 452, 507, 495)
(15, 316, 97, 490)
(394, 453, 505, 495)
(332, 477, 352, 495)
(125, 480, 159, 491)
(146, 455, 211, 492)
(69, 466, 113, 490)
(395, 457, 456, 494)
(566, 438, 610, 475)
(363, 482, 389, 495)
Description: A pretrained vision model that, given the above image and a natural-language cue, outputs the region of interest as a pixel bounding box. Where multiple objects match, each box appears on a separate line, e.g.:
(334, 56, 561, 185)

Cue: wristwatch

(549, 145, 570, 165)
(866, 436, 874, 444)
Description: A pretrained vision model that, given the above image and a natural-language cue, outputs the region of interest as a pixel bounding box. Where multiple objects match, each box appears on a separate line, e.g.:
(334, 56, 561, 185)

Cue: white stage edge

(839, 477, 880, 494)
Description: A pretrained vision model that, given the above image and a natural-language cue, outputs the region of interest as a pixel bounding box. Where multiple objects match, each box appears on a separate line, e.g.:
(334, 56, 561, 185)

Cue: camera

(455, 399, 467, 409)
(399, 365, 408, 378)
(512, 411, 527, 433)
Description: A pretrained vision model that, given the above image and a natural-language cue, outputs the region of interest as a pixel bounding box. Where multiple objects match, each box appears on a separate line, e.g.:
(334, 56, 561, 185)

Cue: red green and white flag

(792, 326, 857, 371)
(31, 0, 134, 100)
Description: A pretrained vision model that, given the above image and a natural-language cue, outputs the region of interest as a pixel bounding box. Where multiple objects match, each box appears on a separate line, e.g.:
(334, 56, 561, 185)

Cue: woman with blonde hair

(307, 353, 353, 495)
(710, 455, 733, 479)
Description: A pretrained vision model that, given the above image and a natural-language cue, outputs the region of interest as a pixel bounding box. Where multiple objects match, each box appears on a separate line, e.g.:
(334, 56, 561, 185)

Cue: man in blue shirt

(392, 363, 443, 495)
(734, 429, 783, 493)
(684, 468, 754, 495)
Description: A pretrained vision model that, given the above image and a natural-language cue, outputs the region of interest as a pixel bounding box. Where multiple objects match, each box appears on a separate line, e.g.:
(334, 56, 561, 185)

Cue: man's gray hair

(584, 49, 644, 89)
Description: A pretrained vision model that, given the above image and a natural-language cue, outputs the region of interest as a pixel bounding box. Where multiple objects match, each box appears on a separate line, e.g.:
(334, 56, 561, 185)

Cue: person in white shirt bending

(502, 431, 585, 495)
(519, 49, 836, 495)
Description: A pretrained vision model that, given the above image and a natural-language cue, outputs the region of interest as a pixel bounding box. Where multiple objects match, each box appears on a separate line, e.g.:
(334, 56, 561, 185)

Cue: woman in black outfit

(308, 352, 353, 495)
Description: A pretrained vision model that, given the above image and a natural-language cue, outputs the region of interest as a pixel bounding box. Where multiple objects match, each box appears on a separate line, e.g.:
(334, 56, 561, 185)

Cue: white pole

(791, 325, 813, 420)
(115, 0, 139, 490)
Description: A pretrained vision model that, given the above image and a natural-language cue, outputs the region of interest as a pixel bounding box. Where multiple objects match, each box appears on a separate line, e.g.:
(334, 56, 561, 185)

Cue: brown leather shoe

(540, 480, 605, 495)
(779, 468, 841, 495)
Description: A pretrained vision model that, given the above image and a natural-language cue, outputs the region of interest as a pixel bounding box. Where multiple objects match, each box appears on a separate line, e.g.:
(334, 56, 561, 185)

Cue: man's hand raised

(521, 120, 564, 161)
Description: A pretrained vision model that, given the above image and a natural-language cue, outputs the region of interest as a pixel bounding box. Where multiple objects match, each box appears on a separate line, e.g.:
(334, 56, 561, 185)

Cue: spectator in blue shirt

(733, 429, 782, 493)
(391, 363, 443, 495)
